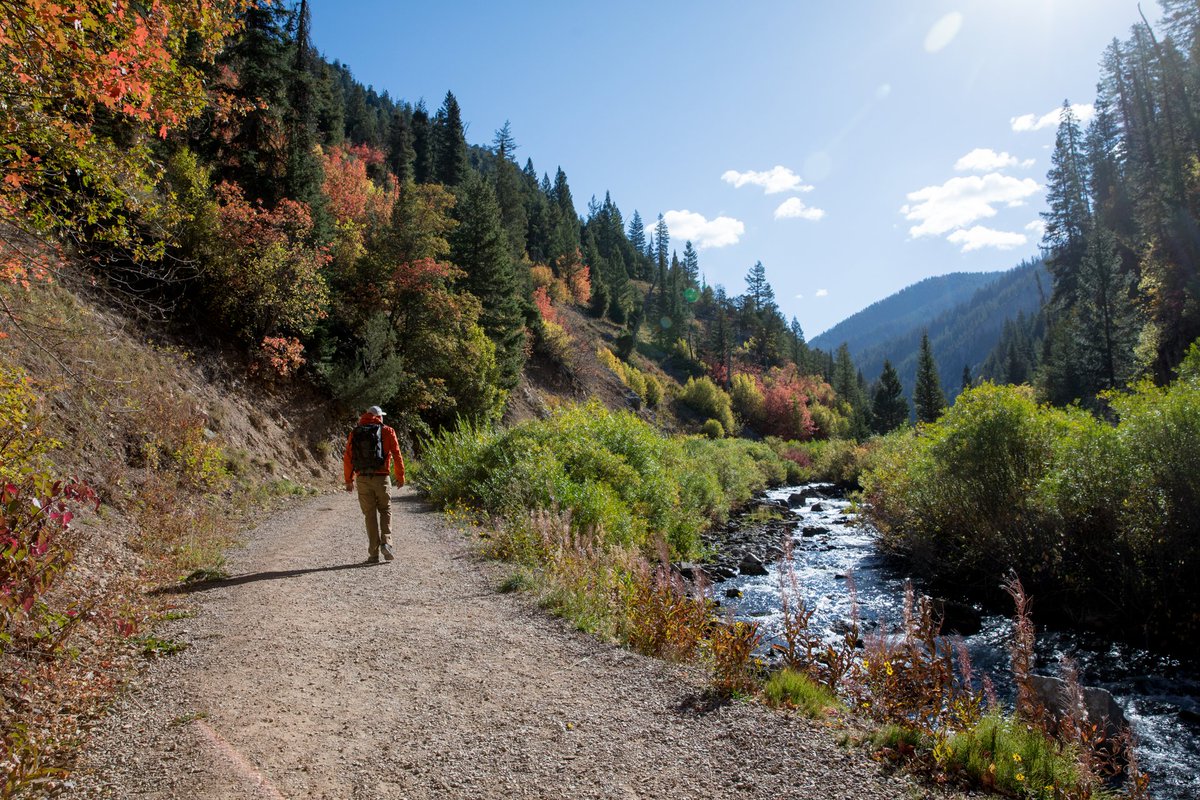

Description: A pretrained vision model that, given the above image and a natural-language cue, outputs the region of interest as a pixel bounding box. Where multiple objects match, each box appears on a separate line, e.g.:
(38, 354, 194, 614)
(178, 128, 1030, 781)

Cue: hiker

(343, 405, 405, 563)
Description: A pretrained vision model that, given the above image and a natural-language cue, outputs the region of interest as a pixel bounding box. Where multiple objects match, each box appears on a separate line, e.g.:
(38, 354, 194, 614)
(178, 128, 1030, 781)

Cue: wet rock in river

(932, 598, 983, 636)
(802, 526, 830, 537)
(787, 491, 811, 507)
(809, 502, 825, 513)
(739, 553, 769, 576)
(1029, 674, 1128, 740)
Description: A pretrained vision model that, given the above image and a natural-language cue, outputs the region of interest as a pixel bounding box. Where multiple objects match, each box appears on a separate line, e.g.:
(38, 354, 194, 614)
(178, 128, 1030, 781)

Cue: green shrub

(679, 376, 736, 435)
(763, 669, 842, 716)
(700, 418, 724, 439)
(415, 403, 792, 560)
(861, 383, 1072, 579)
(941, 713, 1082, 799)
(863, 370, 1200, 645)
(643, 373, 663, 407)
(729, 373, 765, 431)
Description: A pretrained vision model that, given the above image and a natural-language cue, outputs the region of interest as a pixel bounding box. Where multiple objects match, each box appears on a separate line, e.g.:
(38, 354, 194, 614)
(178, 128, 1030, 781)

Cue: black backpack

(350, 424, 386, 473)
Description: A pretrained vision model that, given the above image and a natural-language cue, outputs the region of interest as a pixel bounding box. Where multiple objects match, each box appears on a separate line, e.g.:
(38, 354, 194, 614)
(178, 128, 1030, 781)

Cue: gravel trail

(69, 487, 945, 799)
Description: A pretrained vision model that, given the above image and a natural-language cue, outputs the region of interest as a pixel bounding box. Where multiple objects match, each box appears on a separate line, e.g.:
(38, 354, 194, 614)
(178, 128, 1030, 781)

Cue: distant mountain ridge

(851, 260, 1049, 401)
(812, 261, 1049, 403)
(811, 272, 1005, 355)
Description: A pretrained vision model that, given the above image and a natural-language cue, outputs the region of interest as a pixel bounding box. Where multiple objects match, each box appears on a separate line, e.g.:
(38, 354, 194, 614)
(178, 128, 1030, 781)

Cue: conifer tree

(492, 122, 527, 258)
(872, 360, 908, 434)
(1076, 226, 1142, 392)
(411, 102, 435, 184)
(1042, 101, 1092, 309)
(682, 241, 700, 286)
(434, 91, 469, 187)
(387, 108, 415, 185)
(549, 168, 580, 264)
(451, 173, 527, 388)
(832, 344, 870, 439)
(961, 364, 973, 393)
(283, 0, 325, 219)
(913, 330, 946, 423)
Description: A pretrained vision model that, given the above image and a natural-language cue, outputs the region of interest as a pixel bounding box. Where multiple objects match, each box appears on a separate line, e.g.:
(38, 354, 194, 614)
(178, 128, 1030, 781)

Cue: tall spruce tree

(491, 122, 527, 258)
(451, 173, 527, 389)
(283, 0, 325, 218)
(872, 360, 908, 434)
(1042, 101, 1093, 309)
(1076, 226, 1142, 392)
(434, 91, 469, 188)
(411, 101, 435, 184)
(913, 330, 947, 423)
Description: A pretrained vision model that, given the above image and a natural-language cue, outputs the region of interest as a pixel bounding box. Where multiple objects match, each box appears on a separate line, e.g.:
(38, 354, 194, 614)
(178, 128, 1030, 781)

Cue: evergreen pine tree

(491, 122, 527, 258)
(961, 364, 973, 393)
(1076, 226, 1143, 392)
(387, 108, 415, 184)
(1042, 101, 1092, 309)
(913, 330, 947, 423)
(411, 101, 435, 184)
(871, 360, 908, 434)
(451, 173, 527, 388)
(434, 91, 469, 187)
(283, 0, 325, 216)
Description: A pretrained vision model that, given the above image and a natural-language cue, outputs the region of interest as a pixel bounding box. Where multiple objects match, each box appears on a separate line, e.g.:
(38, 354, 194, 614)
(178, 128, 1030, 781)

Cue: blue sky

(308, 0, 1150, 337)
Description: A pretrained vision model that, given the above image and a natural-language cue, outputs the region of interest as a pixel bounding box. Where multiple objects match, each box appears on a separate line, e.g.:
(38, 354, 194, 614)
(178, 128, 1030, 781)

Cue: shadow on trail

(152, 561, 381, 595)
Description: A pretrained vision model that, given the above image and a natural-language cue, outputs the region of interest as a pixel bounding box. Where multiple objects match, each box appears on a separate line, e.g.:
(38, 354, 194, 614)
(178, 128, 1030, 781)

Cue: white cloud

(901, 173, 1041, 237)
(1011, 103, 1095, 133)
(661, 210, 745, 250)
(795, 293, 805, 299)
(721, 166, 812, 195)
(815, 289, 829, 297)
(774, 197, 826, 221)
(1025, 219, 1046, 237)
(924, 12, 963, 53)
(946, 226, 1027, 252)
(955, 148, 1019, 172)
(1021, 158, 1036, 168)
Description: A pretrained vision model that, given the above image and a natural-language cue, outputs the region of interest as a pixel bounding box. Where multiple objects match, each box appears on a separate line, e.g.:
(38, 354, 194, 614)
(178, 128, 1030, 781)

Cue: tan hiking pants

(355, 474, 392, 557)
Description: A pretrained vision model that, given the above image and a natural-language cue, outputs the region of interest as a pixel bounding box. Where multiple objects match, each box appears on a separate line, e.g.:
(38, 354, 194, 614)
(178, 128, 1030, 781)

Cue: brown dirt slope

(66, 486, 945, 800)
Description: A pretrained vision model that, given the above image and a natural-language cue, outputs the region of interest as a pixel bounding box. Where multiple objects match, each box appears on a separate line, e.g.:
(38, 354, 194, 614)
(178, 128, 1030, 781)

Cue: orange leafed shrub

(253, 336, 306, 379)
(322, 144, 397, 228)
(533, 286, 559, 325)
(569, 265, 592, 305)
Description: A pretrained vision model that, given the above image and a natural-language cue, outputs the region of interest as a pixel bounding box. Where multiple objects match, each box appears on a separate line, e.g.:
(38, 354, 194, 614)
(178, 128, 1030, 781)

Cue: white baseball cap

(366, 405, 386, 416)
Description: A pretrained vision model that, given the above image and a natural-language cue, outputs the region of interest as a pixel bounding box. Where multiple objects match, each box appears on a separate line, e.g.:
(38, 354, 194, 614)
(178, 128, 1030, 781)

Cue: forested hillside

(852, 260, 1049, 403)
(810, 271, 1004, 356)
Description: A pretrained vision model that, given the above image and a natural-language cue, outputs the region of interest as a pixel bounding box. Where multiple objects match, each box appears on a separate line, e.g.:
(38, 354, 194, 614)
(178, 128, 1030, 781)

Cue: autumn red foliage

(322, 144, 397, 228)
(533, 285, 559, 325)
(0, 0, 251, 284)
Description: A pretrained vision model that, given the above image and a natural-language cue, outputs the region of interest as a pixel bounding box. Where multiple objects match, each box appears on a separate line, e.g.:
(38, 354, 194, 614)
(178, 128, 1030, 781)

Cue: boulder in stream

(932, 599, 983, 636)
(739, 553, 769, 576)
(1029, 674, 1128, 739)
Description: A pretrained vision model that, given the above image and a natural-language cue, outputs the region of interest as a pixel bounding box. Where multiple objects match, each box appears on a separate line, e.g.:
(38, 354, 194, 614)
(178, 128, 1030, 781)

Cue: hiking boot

(381, 543, 394, 562)
(365, 555, 380, 564)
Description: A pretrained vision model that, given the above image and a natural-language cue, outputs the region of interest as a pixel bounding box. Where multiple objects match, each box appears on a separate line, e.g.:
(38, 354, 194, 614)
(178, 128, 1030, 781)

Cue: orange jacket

(343, 412, 405, 485)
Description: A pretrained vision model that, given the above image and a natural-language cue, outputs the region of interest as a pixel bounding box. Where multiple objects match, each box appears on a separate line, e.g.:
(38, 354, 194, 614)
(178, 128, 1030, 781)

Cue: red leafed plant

(533, 285, 559, 325)
(0, 478, 99, 642)
(252, 336, 306, 379)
